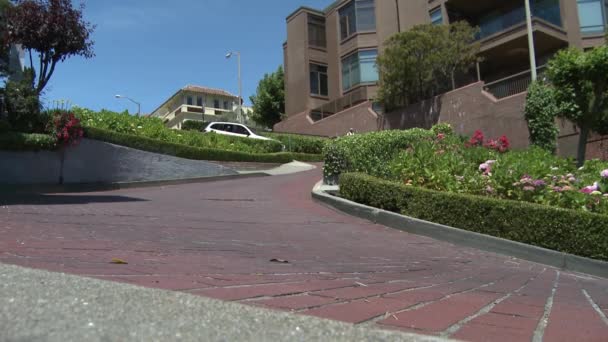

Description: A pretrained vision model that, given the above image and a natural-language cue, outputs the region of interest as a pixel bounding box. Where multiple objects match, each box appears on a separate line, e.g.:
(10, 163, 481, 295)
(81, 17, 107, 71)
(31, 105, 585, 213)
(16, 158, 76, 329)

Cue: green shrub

(524, 81, 560, 152)
(74, 107, 283, 154)
(84, 127, 322, 163)
(0, 120, 11, 133)
(340, 173, 608, 261)
(0, 132, 57, 151)
(431, 122, 454, 136)
(264, 132, 327, 154)
(323, 128, 435, 179)
(5, 69, 46, 133)
(182, 120, 208, 131)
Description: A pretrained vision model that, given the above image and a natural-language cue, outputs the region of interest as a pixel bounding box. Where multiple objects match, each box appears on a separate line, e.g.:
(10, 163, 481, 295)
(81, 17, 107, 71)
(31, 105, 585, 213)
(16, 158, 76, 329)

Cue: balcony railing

(475, 0, 561, 40)
(484, 65, 546, 99)
(309, 86, 370, 122)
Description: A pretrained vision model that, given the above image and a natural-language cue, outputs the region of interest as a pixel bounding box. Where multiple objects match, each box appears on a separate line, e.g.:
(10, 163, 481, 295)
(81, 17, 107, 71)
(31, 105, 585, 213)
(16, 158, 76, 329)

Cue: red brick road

(1, 168, 608, 341)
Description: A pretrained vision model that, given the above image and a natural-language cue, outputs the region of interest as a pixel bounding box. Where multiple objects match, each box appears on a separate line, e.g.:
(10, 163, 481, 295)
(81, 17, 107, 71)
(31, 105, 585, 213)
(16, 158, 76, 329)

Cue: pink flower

(479, 163, 489, 172)
(601, 169, 608, 179)
(437, 133, 445, 140)
(523, 186, 535, 192)
(580, 182, 600, 194)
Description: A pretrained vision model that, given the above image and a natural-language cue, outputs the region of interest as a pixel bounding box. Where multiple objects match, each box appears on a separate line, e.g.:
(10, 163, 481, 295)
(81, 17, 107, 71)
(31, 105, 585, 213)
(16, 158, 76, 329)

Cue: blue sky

(40, 0, 330, 115)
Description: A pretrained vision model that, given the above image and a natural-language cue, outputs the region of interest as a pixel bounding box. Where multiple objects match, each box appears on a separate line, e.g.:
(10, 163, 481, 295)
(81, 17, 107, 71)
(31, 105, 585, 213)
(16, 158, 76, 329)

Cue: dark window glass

(578, 0, 607, 33)
(233, 125, 249, 135)
(341, 49, 378, 91)
(214, 99, 220, 108)
(339, 0, 375, 40)
(430, 7, 443, 25)
(196, 96, 203, 106)
(224, 101, 229, 110)
(187, 96, 193, 105)
(356, 0, 375, 31)
(308, 15, 327, 48)
(310, 64, 328, 96)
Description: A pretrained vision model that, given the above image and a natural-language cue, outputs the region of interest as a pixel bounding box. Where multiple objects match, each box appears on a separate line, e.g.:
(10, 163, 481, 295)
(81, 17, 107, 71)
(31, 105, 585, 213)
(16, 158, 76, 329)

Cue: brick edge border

(311, 181, 608, 280)
(1, 173, 270, 194)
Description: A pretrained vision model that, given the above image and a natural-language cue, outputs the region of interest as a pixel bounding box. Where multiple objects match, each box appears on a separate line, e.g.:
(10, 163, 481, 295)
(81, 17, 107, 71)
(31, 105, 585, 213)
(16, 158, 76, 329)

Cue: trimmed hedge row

(340, 172, 608, 261)
(264, 132, 327, 154)
(85, 127, 323, 163)
(0, 132, 57, 151)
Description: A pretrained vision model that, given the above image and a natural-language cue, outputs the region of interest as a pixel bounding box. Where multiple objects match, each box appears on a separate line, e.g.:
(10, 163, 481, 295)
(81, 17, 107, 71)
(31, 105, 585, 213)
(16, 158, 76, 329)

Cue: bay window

(341, 49, 378, 91)
(339, 0, 376, 40)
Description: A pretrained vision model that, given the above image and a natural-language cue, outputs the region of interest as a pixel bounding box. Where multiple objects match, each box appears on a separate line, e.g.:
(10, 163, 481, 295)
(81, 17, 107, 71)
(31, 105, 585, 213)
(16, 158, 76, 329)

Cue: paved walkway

(1, 168, 607, 341)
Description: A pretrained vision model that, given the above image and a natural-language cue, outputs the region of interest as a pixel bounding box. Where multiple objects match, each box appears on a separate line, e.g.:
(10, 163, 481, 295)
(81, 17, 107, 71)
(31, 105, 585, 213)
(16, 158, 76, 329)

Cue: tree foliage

(546, 46, 608, 166)
(7, 0, 95, 94)
(524, 81, 560, 152)
(249, 65, 285, 128)
(377, 22, 480, 110)
(0, 0, 12, 78)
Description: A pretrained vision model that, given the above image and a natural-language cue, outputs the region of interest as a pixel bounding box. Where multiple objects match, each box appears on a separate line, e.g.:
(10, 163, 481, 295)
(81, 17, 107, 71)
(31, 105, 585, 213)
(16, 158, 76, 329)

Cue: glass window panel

(196, 97, 203, 106)
(578, 0, 605, 32)
(320, 73, 328, 96)
(430, 7, 443, 25)
(356, 0, 375, 31)
(339, 2, 355, 40)
(310, 71, 319, 95)
(187, 96, 193, 105)
(308, 15, 326, 47)
(359, 50, 378, 83)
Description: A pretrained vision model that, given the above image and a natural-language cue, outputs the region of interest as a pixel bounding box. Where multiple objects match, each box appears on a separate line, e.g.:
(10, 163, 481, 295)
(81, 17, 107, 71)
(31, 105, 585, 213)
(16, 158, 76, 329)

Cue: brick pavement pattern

(1, 168, 608, 341)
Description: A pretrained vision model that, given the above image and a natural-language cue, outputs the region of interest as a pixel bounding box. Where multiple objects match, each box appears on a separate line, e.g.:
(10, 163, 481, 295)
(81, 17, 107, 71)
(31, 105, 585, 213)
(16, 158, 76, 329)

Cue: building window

(213, 99, 220, 109)
(308, 15, 326, 48)
(341, 49, 378, 91)
(430, 7, 443, 25)
(196, 96, 203, 107)
(224, 101, 230, 110)
(339, 0, 376, 40)
(310, 64, 328, 97)
(578, 0, 608, 33)
(187, 96, 193, 105)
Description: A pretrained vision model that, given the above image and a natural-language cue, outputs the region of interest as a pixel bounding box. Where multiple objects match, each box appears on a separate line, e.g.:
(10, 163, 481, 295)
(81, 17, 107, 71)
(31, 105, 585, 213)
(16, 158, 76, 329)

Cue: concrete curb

(1, 173, 270, 194)
(312, 181, 608, 279)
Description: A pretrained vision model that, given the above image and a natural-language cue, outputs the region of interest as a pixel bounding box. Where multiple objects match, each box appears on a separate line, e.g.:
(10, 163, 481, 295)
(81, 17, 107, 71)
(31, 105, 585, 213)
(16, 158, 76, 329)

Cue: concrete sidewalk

(0, 264, 446, 342)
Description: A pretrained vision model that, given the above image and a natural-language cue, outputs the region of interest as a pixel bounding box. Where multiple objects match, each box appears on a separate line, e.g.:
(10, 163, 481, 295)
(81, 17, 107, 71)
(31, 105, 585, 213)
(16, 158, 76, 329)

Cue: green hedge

(85, 127, 322, 163)
(181, 120, 208, 131)
(0, 132, 57, 151)
(74, 107, 283, 154)
(264, 132, 327, 154)
(340, 173, 608, 261)
(323, 129, 435, 179)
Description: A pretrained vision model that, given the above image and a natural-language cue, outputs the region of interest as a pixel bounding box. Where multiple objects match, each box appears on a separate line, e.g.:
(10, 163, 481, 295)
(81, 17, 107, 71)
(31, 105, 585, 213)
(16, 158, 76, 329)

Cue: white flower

(551, 167, 559, 171)
(137, 126, 142, 129)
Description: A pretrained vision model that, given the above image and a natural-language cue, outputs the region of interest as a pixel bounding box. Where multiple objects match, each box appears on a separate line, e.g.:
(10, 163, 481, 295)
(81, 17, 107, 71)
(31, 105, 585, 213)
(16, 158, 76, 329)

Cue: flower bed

(325, 125, 608, 215)
(340, 173, 608, 261)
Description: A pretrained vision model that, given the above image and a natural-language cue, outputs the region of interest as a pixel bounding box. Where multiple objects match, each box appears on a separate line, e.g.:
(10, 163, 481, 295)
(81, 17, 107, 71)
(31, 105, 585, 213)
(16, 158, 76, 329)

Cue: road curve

(1, 168, 607, 341)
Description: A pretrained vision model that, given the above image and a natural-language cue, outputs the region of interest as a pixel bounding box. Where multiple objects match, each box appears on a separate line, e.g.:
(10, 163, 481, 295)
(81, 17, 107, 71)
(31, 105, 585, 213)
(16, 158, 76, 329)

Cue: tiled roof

(182, 85, 237, 98)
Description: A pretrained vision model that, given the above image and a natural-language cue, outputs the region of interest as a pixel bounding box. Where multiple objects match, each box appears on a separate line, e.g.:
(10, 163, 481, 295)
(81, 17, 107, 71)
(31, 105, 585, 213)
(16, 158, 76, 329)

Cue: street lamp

(225, 51, 242, 124)
(524, 0, 538, 81)
(115, 94, 141, 117)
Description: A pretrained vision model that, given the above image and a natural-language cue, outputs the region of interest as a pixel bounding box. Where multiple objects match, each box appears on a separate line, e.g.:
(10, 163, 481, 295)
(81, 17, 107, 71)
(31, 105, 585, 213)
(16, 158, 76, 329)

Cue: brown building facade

(276, 0, 608, 157)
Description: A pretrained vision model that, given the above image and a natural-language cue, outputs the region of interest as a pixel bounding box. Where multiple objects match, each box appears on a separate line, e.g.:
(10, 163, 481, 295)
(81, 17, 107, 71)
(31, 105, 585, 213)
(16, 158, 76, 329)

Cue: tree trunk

(577, 126, 590, 168)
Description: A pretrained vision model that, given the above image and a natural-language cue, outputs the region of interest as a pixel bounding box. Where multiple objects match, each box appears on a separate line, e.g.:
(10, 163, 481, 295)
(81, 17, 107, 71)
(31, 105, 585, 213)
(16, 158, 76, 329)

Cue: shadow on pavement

(0, 194, 148, 206)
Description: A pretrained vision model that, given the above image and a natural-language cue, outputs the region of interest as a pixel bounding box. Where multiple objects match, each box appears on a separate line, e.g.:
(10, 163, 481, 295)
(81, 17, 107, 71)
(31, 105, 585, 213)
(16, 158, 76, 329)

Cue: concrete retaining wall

(0, 139, 238, 185)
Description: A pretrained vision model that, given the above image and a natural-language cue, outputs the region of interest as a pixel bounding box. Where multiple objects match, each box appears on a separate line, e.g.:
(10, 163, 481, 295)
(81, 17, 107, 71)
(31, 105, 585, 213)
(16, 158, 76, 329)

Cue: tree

(546, 46, 608, 166)
(7, 0, 95, 95)
(524, 81, 560, 152)
(0, 0, 12, 78)
(249, 66, 285, 128)
(377, 22, 479, 110)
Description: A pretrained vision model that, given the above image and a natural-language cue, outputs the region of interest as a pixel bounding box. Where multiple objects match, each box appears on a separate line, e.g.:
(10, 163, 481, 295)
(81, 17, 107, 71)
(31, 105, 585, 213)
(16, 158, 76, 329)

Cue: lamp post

(525, 0, 538, 81)
(225, 51, 242, 124)
(115, 94, 141, 117)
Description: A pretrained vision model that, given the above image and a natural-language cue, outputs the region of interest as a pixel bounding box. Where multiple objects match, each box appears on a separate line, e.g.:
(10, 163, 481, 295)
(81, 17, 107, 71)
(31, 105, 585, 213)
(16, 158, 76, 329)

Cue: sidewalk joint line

(532, 270, 560, 342)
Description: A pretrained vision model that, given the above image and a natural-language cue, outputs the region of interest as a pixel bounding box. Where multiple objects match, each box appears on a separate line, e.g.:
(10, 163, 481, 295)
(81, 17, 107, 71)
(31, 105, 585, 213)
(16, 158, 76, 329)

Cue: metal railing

(484, 65, 546, 99)
(309, 86, 370, 122)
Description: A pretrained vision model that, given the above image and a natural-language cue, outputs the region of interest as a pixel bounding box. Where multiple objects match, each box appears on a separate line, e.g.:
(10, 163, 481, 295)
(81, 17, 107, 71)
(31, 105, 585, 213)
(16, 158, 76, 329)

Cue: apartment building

(150, 85, 243, 129)
(275, 0, 608, 157)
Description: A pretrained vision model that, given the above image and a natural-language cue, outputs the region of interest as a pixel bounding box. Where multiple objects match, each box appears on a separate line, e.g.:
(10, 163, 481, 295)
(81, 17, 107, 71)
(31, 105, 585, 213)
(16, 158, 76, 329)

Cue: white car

(203, 122, 275, 142)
